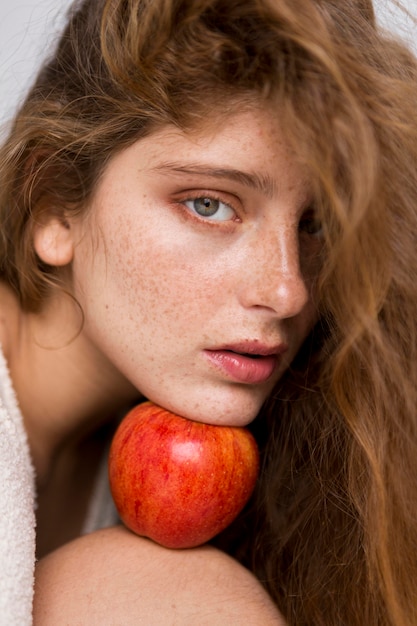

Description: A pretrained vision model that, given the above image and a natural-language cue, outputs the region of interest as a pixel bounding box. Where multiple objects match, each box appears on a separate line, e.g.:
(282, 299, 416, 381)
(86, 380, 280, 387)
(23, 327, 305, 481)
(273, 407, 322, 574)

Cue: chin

(145, 386, 268, 428)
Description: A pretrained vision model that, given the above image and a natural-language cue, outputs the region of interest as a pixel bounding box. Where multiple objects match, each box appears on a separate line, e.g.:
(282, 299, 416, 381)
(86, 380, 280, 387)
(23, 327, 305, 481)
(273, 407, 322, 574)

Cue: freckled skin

(69, 106, 321, 429)
(108, 402, 260, 549)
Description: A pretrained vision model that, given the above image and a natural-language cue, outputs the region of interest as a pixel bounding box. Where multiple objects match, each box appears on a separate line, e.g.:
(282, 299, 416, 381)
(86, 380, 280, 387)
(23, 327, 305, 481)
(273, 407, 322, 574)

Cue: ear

(33, 214, 75, 267)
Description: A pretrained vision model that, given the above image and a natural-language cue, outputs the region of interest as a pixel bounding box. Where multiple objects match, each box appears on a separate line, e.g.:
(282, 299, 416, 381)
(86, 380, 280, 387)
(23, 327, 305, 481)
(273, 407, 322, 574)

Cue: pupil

(195, 197, 219, 215)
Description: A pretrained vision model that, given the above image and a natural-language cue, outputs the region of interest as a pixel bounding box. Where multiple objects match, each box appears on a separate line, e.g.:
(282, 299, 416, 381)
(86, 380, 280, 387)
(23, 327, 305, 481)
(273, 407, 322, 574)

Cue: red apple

(108, 401, 259, 549)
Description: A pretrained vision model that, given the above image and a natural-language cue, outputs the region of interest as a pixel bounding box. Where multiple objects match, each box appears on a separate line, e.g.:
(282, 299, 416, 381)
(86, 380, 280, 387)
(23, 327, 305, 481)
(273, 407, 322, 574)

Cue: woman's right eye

(183, 197, 236, 222)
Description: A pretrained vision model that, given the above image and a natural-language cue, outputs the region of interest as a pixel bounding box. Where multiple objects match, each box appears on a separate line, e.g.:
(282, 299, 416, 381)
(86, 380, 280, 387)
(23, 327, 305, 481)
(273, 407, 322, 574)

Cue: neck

(1, 285, 140, 484)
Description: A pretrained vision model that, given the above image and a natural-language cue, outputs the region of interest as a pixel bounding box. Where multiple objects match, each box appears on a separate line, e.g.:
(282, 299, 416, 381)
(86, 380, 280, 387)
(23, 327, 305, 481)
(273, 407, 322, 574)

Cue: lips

(204, 342, 287, 385)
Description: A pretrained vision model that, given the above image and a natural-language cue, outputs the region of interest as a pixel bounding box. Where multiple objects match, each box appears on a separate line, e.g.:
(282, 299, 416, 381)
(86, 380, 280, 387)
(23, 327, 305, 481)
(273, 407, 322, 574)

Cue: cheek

(299, 248, 323, 327)
(294, 299, 319, 359)
(96, 214, 222, 331)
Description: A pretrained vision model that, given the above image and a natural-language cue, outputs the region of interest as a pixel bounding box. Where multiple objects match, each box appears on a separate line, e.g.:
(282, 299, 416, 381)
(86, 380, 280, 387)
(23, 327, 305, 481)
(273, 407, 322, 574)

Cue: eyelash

(177, 192, 240, 224)
(298, 209, 323, 237)
(173, 191, 323, 239)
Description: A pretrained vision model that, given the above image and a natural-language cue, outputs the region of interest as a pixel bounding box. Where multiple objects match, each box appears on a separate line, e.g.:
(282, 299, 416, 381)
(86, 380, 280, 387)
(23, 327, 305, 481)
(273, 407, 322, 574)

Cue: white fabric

(0, 346, 36, 626)
(81, 442, 119, 535)
(0, 343, 119, 625)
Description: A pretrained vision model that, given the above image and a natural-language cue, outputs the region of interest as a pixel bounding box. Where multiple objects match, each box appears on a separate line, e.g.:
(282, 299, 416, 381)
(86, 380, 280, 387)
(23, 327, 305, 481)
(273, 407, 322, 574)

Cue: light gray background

(0, 0, 416, 135)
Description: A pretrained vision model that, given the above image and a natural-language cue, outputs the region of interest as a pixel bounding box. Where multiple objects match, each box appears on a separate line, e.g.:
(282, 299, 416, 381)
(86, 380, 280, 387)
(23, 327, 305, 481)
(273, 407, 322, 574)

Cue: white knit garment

(0, 347, 36, 625)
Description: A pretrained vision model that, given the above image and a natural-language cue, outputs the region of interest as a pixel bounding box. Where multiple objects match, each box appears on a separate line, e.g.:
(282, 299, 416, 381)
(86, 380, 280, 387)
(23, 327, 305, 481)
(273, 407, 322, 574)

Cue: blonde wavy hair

(1, 0, 417, 624)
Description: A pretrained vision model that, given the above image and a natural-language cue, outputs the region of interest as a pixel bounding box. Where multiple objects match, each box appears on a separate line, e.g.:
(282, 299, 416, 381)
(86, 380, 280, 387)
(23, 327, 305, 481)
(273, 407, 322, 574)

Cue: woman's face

(70, 107, 322, 426)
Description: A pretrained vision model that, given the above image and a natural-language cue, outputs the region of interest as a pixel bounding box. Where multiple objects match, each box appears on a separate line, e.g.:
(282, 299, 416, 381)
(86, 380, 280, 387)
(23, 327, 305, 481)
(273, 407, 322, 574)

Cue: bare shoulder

(33, 525, 285, 625)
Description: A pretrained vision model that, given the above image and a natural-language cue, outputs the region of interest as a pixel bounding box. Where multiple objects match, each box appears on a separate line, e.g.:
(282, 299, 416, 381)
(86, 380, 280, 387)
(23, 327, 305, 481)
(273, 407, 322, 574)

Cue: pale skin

(33, 526, 286, 625)
(0, 105, 322, 621)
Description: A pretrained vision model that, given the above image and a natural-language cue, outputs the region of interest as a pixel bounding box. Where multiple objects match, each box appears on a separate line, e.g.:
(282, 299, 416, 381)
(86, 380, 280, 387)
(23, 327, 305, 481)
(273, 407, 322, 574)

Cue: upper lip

(207, 341, 288, 357)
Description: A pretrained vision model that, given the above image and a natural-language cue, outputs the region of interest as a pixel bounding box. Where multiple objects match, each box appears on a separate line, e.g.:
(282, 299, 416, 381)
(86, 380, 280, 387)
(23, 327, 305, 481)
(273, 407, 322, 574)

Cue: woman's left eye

(183, 197, 236, 221)
(299, 211, 323, 236)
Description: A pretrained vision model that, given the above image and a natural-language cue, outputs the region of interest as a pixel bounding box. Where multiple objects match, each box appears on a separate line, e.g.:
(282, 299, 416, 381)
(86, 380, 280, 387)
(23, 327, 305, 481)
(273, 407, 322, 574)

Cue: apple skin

(108, 401, 260, 549)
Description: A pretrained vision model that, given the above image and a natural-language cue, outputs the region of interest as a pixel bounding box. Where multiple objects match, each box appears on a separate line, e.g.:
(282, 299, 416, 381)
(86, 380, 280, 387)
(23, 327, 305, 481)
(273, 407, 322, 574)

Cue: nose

(239, 227, 310, 319)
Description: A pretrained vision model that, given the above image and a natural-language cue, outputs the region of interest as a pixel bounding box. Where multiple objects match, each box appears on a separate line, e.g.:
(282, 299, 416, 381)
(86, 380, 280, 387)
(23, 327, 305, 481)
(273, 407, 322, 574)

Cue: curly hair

(1, 1, 417, 624)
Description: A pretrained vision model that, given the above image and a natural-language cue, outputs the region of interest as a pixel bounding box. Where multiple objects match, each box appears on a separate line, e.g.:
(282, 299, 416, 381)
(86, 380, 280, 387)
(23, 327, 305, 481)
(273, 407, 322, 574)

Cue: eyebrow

(152, 162, 276, 198)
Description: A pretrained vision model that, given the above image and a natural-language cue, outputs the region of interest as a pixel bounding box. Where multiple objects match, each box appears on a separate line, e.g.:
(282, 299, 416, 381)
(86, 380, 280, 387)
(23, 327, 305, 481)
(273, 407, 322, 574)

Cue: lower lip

(204, 350, 278, 384)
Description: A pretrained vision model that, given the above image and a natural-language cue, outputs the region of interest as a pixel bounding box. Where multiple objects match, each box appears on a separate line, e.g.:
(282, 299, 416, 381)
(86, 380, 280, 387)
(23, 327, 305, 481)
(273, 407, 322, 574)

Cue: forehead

(90, 105, 313, 212)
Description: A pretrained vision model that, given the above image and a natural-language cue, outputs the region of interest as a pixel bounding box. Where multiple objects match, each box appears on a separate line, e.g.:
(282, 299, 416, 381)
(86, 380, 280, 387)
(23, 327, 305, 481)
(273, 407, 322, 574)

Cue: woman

(1, 0, 416, 624)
